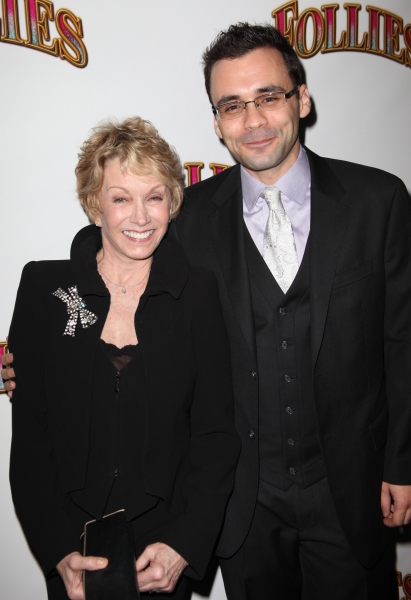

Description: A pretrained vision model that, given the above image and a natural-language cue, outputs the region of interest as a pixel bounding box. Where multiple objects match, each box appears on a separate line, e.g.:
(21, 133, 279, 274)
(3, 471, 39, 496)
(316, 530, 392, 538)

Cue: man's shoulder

(307, 148, 404, 190)
(184, 164, 240, 201)
(178, 164, 241, 232)
(327, 157, 400, 180)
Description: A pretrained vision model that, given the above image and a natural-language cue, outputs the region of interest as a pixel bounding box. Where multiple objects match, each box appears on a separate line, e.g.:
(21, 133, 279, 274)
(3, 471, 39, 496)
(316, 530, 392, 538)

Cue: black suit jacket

(9, 226, 240, 578)
(176, 147, 411, 567)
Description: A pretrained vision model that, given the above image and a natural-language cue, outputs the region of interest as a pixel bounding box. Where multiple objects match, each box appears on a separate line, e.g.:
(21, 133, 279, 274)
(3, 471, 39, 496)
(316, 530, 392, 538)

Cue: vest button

(281, 340, 288, 349)
(289, 467, 296, 475)
(284, 374, 291, 383)
(251, 371, 257, 379)
(285, 406, 294, 415)
(248, 430, 256, 439)
(287, 438, 295, 446)
(278, 307, 286, 315)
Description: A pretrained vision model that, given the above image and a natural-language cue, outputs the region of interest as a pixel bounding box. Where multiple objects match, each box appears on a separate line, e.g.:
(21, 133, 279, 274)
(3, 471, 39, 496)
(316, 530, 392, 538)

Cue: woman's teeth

(124, 230, 153, 240)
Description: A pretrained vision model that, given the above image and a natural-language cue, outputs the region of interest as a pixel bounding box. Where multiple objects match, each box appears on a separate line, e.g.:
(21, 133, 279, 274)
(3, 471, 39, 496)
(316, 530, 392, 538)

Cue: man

(4, 23, 411, 600)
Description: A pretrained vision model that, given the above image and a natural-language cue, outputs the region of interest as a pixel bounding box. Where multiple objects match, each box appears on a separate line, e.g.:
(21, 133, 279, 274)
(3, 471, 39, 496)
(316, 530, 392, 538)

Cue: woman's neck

(96, 247, 152, 289)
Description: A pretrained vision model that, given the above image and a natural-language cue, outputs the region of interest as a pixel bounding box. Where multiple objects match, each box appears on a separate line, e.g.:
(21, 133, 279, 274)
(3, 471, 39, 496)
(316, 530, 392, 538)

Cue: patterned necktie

(262, 186, 299, 293)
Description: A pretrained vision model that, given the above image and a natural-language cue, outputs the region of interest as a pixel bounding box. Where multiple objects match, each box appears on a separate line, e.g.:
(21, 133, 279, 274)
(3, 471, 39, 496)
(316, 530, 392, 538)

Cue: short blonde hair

(75, 117, 184, 221)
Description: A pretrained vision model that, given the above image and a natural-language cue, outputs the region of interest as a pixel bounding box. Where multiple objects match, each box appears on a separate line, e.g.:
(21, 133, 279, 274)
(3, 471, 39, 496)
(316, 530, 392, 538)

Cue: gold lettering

(344, 3, 368, 51)
(321, 4, 347, 52)
(1, 0, 24, 44)
(295, 8, 325, 58)
(404, 23, 411, 67)
(184, 163, 204, 186)
(382, 9, 405, 64)
(366, 5, 382, 54)
(209, 163, 230, 176)
(272, 1, 298, 47)
(55, 8, 87, 68)
(24, 0, 58, 56)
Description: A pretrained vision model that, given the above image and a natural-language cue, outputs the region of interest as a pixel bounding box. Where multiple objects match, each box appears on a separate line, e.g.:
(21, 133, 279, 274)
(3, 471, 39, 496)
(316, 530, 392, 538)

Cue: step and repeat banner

(1, 1, 410, 598)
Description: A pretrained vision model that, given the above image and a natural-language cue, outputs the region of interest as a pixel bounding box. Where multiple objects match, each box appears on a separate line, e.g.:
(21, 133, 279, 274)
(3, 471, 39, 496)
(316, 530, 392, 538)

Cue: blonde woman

(9, 117, 240, 600)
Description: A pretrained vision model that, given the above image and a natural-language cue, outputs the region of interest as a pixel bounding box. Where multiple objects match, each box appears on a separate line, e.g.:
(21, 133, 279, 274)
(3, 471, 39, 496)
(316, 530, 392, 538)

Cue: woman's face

(97, 157, 172, 263)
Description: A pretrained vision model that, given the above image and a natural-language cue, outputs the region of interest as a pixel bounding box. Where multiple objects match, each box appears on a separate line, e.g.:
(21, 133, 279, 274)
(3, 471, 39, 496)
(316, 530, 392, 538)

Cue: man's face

(210, 47, 311, 184)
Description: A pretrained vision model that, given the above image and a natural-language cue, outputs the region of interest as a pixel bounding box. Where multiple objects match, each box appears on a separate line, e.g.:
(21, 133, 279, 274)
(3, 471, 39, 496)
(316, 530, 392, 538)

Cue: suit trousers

(220, 477, 396, 600)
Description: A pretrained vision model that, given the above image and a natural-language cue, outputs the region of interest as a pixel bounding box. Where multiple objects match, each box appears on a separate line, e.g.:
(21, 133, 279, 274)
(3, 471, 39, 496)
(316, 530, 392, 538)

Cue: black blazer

(176, 147, 411, 567)
(9, 225, 240, 578)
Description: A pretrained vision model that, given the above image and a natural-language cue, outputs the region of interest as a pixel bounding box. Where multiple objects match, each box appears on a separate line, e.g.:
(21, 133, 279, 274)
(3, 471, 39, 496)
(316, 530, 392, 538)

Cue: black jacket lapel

(307, 149, 348, 368)
(209, 167, 257, 362)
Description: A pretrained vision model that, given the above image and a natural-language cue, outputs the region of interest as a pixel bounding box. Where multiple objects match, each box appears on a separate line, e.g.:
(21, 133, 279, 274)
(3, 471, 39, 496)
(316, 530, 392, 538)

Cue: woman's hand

(56, 551, 108, 600)
(136, 543, 188, 593)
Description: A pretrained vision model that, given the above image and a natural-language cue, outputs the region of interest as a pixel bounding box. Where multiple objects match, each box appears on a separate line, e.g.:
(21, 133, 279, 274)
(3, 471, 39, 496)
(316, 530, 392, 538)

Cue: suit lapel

(209, 167, 257, 362)
(193, 152, 348, 371)
(307, 149, 348, 368)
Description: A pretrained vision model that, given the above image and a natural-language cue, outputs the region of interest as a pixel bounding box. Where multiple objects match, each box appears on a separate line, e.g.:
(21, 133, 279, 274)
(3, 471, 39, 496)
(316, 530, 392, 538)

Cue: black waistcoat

(244, 227, 326, 490)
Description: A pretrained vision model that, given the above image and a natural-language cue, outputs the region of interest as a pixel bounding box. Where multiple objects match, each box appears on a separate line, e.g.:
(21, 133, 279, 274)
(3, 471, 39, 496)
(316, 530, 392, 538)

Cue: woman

(9, 117, 240, 599)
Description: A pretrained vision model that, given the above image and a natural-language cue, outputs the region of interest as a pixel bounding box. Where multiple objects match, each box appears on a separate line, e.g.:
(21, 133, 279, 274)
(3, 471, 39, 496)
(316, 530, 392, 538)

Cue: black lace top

(101, 340, 138, 372)
(71, 339, 158, 520)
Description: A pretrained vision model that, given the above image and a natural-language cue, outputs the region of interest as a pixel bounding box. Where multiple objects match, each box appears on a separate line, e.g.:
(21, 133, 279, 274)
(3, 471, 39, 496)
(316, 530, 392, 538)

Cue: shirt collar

(241, 146, 310, 210)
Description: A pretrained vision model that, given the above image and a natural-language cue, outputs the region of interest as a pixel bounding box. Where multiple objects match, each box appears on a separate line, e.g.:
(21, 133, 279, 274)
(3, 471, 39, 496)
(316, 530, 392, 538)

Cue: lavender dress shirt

(241, 146, 311, 264)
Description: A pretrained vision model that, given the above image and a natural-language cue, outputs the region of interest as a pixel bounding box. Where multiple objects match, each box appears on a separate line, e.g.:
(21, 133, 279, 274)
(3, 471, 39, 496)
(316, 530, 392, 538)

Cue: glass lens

(217, 92, 288, 120)
(256, 93, 285, 111)
(218, 101, 244, 119)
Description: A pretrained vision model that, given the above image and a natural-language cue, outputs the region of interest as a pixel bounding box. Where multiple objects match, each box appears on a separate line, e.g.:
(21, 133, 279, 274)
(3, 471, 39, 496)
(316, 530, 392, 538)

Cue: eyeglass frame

(212, 86, 300, 120)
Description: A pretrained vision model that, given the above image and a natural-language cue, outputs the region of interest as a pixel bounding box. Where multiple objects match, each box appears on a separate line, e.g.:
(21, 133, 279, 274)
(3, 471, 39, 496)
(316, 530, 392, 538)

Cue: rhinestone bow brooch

(52, 286, 98, 337)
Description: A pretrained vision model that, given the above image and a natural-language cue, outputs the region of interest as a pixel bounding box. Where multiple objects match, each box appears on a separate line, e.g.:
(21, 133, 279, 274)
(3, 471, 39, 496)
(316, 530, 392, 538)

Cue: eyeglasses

(213, 87, 300, 121)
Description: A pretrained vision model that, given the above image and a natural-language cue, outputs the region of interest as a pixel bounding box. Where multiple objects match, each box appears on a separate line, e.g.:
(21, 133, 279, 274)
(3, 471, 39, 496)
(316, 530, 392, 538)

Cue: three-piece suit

(176, 147, 411, 597)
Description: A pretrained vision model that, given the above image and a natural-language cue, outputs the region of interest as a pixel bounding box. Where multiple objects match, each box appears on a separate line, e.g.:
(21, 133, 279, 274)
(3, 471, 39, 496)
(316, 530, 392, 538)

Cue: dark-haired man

(3, 22, 411, 600)
(176, 23, 411, 600)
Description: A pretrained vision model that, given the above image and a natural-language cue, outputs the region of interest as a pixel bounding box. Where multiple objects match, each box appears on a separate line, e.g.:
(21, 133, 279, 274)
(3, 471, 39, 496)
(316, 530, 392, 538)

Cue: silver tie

(262, 186, 299, 293)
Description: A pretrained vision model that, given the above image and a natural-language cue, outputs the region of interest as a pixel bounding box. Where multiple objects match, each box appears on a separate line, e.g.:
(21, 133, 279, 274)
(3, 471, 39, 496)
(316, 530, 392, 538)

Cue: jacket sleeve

(158, 271, 241, 578)
(9, 262, 81, 576)
(383, 179, 411, 484)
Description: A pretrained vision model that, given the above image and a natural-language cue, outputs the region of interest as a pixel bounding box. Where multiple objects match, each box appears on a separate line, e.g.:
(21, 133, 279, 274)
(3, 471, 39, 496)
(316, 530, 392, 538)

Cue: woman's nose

(130, 201, 150, 225)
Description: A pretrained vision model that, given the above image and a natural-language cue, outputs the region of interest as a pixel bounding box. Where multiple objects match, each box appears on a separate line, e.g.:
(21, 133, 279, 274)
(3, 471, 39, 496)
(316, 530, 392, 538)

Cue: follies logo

(273, 1, 411, 67)
(0, 0, 87, 67)
(185, 2, 411, 185)
(184, 163, 230, 186)
(396, 571, 411, 600)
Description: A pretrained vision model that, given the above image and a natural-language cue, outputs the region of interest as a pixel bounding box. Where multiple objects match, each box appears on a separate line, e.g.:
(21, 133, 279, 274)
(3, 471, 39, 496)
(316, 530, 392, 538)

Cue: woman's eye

(149, 195, 163, 202)
(114, 197, 126, 203)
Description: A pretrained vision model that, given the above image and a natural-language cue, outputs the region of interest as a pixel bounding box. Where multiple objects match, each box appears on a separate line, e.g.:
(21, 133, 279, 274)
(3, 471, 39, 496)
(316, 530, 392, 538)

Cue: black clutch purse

(82, 509, 140, 600)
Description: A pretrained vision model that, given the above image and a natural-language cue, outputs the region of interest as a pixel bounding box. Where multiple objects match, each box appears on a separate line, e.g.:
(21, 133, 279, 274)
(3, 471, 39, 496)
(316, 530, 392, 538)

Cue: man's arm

(1, 351, 15, 397)
(382, 179, 411, 526)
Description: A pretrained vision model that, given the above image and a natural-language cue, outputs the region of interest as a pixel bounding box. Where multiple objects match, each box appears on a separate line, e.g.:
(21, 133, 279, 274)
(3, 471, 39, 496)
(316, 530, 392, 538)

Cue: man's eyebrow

(255, 85, 286, 94)
(216, 94, 241, 106)
(216, 85, 286, 106)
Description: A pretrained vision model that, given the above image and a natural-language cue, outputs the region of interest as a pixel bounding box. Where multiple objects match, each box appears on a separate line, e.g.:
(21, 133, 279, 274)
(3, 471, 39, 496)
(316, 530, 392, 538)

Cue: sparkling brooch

(52, 286, 98, 337)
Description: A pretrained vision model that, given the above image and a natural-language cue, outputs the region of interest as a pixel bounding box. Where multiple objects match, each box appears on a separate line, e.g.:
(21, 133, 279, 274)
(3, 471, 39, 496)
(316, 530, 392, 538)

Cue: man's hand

(1, 351, 15, 398)
(56, 551, 108, 600)
(381, 482, 411, 527)
(136, 542, 188, 594)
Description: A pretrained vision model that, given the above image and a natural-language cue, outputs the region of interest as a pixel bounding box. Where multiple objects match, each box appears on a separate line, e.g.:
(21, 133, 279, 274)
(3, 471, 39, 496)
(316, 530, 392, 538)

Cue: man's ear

(214, 116, 224, 140)
(299, 85, 311, 119)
